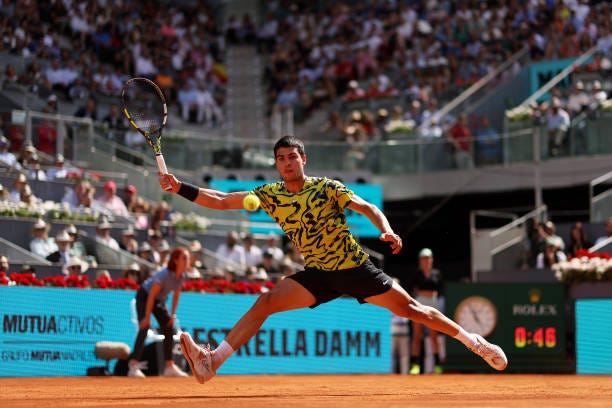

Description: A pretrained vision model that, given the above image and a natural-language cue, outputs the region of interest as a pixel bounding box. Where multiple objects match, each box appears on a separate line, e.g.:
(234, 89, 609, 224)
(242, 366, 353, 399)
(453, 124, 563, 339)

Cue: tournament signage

(445, 283, 572, 373)
(0, 287, 391, 377)
(210, 179, 383, 238)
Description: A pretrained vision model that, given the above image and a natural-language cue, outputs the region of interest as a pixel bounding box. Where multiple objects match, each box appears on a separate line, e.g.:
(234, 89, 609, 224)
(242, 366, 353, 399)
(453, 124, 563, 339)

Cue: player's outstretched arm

(347, 194, 403, 254)
(159, 173, 248, 210)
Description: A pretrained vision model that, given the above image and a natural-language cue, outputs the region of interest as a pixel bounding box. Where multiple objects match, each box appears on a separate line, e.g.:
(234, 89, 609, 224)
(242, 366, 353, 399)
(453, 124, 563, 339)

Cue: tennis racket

(121, 77, 169, 177)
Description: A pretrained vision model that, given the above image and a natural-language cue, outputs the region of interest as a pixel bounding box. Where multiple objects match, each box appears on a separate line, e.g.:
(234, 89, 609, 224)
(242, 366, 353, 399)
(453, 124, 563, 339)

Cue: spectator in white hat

(25, 153, 47, 181)
(589, 80, 608, 111)
(30, 219, 58, 258)
(65, 224, 86, 259)
(119, 227, 139, 254)
(46, 154, 69, 180)
(248, 267, 270, 293)
(9, 173, 28, 203)
(261, 231, 284, 267)
(20, 184, 41, 206)
(122, 262, 143, 284)
(63, 256, 89, 277)
(46, 230, 73, 265)
(95, 219, 119, 250)
(566, 81, 590, 116)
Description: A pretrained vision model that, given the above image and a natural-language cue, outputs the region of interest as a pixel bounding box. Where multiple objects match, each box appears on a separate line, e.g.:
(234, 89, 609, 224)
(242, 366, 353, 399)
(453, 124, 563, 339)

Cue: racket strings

(124, 82, 164, 133)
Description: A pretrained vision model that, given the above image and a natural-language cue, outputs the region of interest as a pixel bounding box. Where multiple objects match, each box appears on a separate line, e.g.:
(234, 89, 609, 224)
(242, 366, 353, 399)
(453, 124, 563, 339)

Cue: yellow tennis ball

(243, 194, 260, 211)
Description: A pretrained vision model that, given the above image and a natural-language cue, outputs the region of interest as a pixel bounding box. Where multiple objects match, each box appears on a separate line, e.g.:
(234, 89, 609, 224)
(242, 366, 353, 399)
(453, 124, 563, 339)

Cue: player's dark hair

(274, 135, 305, 158)
(167, 246, 188, 272)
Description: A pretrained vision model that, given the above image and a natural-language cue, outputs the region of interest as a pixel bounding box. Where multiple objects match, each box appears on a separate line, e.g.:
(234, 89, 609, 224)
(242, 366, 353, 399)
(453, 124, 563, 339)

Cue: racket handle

(156, 154, 168, 175)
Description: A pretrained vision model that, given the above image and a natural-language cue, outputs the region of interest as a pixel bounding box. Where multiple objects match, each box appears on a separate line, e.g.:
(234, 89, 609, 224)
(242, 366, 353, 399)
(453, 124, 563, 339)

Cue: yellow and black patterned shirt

(253, 177, 368, 271)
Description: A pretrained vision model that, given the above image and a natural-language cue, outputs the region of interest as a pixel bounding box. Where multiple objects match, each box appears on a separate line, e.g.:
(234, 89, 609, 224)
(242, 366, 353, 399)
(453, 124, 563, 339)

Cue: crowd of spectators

(522, 217, 611, 271)
(1, 140, 298, 290)
(253, 0, 612, 155)
(0, 0, 227, 132)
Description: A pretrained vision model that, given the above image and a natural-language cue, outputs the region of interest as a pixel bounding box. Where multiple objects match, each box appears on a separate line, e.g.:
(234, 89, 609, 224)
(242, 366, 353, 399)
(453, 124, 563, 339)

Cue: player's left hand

(380, 232, 402, 254)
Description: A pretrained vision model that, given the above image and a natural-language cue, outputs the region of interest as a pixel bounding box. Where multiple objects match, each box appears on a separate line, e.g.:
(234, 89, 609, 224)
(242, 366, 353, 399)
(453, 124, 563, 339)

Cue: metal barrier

(589, 170, 612, 223)
(470, 206, 548, 282)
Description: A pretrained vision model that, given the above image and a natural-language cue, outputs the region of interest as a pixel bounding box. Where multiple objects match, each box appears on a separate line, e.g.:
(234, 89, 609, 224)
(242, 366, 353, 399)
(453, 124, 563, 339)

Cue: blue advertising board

(576, 298, 612, 374)
(529, 58, 585, 100)
(210, 179, 384, 238)
(0, 287, 391, 377)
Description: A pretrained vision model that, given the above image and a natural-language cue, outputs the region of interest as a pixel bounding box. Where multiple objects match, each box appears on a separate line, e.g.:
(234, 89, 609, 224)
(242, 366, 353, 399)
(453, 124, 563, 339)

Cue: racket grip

(156, 154, 168, 175)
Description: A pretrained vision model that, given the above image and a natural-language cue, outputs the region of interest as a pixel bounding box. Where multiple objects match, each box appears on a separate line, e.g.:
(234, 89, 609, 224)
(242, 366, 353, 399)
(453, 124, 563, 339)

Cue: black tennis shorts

(288, 258, 394, 308)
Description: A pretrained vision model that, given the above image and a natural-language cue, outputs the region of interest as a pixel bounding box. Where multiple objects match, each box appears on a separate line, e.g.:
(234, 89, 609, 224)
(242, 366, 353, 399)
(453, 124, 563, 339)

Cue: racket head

(121, 77, 168, 154)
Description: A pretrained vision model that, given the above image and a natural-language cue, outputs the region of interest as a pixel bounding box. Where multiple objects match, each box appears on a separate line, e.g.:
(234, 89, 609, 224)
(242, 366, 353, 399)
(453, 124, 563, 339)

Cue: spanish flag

(212, 62, 228, 84)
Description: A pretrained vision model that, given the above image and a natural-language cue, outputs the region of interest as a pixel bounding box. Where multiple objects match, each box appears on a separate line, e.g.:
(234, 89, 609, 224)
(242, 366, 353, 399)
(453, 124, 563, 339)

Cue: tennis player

(159, 135, 507, 384)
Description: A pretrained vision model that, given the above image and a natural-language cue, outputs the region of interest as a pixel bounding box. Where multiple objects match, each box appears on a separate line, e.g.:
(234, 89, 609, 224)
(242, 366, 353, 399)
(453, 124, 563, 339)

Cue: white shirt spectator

(536, 249, 567, 269)
(69, 9, 92, 34)
(95, 234, 120, 251)
(0, 137, 20, 169)
(31, 237, 58, 259)
(45, 59, 64, 85)
(566, 83, 590, 115)
(546, 107, 570, 132)
(134, 52, 157, 77)
(215, 243, 246, 270)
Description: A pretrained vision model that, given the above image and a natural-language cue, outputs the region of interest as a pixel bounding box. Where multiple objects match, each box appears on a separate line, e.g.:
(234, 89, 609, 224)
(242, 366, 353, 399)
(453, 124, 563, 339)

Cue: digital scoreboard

(445, 283, 573, 373)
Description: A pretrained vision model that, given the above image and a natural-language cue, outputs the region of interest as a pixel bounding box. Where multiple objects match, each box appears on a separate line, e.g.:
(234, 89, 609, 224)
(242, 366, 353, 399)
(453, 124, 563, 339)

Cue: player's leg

(222, 278, 315, 354)
(180, 278, 316, 383)
(366, 281, 507, 371)
(366, 281, 460, 335)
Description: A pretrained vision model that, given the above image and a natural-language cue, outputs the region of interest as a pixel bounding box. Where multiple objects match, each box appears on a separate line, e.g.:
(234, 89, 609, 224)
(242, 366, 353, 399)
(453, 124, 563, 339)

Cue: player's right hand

(159, 172, 180, 193)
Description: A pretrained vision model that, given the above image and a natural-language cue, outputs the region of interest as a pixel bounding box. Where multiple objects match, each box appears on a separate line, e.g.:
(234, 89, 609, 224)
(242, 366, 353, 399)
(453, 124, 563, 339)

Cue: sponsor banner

(0, 287, 391, 377)
(209, 179, 383, 238)
(576, 299, 612, 374)
(529, 58, 577, 100)
(445, 283, 569, 372)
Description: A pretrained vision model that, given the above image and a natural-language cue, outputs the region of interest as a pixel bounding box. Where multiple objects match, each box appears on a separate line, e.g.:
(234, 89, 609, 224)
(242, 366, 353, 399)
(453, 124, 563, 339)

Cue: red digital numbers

(545, 327, 556, 348)
(514, 326, 557, 348)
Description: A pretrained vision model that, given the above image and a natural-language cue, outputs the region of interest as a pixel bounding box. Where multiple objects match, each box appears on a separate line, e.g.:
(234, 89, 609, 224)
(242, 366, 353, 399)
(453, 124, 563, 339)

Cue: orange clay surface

(1, 374, 610, 408)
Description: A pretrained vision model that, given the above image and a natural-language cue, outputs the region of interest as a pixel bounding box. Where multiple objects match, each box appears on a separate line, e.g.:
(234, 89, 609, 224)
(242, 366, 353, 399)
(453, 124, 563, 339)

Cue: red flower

(571, 249, 611, 260)
(65, 275, 90, 288)
(232, 281, 249, 294)
(43, 275, 67, 287)
(11, 272, 44, 286)
(93, 275, 112, 289)
(111, 278, 139, 290)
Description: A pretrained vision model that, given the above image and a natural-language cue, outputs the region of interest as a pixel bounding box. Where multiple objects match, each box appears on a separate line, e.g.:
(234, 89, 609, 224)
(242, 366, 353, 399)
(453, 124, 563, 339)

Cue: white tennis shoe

(180, 332, 216, 384)
(163, 363, 188, 377)
(469, 334, 508, 371)
(127, 360, 147, 378)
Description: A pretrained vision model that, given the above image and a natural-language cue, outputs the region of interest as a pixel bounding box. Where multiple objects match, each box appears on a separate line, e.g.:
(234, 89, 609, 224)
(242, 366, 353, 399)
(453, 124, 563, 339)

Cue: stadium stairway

(222, 0, 267, 140)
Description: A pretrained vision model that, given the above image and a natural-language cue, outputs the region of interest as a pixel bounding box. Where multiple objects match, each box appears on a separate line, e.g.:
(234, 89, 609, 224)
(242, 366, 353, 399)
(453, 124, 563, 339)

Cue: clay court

(1, 374, 610, 408)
